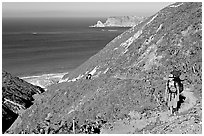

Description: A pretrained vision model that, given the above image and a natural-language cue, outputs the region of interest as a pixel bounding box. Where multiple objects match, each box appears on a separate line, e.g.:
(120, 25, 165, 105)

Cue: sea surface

(2, 17, 129, 78)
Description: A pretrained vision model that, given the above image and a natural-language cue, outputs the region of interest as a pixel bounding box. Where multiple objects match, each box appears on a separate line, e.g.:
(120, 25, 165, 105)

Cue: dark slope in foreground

(7, 2, 202, 134)
(2, 71, 44, 133)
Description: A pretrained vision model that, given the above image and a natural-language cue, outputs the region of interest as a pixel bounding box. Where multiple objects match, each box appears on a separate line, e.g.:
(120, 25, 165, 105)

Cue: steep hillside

(90, 16, 146, 27)
(2, 71, 44, 133)
(6, 2, 202, 134)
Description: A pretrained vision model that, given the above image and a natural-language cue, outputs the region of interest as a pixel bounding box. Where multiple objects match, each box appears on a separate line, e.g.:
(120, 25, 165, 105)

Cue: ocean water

(2, 17, 129, 77)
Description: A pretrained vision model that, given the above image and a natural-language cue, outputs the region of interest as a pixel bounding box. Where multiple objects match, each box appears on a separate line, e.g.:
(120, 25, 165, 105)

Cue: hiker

(165, 71, 184, 114)
(86, 74, 92, 80)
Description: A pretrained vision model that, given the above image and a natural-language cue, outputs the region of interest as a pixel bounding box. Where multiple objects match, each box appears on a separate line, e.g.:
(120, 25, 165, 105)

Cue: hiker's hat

(169, 74, 174, 78)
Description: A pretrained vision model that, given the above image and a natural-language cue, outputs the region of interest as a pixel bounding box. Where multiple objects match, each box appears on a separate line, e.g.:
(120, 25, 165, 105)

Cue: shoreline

(20, 72, 69, 89)
(20, 72, 68, 79)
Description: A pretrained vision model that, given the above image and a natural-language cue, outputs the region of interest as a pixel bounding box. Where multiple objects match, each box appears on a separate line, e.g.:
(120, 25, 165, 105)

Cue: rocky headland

(90, 16, 146, 27)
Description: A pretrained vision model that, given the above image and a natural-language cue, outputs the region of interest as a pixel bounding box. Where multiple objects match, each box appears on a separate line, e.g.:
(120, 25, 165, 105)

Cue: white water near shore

(20, 72, 68, 89)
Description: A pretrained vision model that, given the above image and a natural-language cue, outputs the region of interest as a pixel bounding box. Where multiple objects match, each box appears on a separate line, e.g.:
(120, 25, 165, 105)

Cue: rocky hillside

(90, 16, 146, 27)
(6, 2, 202, 134)
(2, 71, 44, 133)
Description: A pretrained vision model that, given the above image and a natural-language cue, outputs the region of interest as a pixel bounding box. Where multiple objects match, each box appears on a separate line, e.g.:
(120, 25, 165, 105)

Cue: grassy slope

(6, 2, 202, 134)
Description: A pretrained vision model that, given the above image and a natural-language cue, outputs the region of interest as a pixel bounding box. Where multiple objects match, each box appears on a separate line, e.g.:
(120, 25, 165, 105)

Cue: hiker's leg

(171, 93, 176, 114)
(168, 93, 171, 107)
(169, 106, 173, 114)
(164, 86, 168, 102)
(173, 94, 178, 108)
(176, 93, 179, 102)
(168, 93, 173, 114)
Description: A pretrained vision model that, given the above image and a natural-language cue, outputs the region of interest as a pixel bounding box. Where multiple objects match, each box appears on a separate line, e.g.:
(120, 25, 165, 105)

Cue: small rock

(45, 113, 52, 121)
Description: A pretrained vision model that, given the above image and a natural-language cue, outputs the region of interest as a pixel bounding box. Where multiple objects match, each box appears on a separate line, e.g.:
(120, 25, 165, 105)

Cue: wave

(3, 31, 88, 35)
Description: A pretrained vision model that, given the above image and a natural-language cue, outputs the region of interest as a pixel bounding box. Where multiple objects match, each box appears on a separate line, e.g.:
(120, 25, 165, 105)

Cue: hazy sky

(3, 2, 173, 18)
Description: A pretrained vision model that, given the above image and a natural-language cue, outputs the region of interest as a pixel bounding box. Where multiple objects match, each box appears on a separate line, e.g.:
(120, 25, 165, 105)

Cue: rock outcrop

(92, 20, 105, 27)
(90, 16, 146, 27)
(2, 71, 45, 133)
(6, 2, 202, 134)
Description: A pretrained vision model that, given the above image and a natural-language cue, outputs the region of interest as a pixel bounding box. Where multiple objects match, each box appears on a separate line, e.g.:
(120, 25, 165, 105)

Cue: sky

(2, 2, 173, 18)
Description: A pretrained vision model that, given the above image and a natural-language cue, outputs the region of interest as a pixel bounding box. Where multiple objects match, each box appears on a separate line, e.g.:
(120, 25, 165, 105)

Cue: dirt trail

(100, 87, 201, 134)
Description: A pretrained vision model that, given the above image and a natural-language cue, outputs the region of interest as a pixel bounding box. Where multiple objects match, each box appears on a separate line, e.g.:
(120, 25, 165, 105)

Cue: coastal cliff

(90, 16, 146, 27)
(6, 2, 202, 134)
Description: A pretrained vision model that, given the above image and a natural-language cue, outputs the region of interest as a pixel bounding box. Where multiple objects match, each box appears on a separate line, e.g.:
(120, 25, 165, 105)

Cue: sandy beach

(20, 72, 68, 89)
